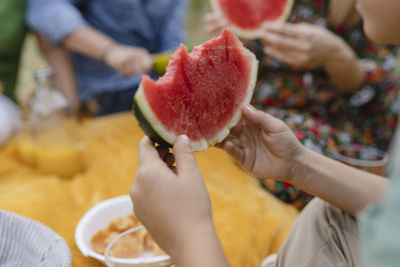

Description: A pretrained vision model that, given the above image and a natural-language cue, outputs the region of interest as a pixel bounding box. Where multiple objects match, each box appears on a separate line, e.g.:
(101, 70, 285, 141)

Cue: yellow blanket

(0, 113, 298, 267)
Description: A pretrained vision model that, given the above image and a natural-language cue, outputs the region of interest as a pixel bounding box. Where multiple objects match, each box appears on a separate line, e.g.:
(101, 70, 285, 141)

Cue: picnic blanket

(0, 112, 298, 267)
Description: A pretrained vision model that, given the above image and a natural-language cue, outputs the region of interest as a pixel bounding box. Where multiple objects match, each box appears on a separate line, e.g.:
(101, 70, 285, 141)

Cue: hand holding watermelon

(258, 22, 355, 69)
(131, 136, 229, 266)
(203, 12, 229, 37)
(258, 22, 364, 90)
(217, 105, 304, 183)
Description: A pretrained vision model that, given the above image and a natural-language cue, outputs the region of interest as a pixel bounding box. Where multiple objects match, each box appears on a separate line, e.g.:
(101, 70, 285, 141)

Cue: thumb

(173, 135, 199, 177)
(138, 136, 162, 167)
(242, 105, 287, 133)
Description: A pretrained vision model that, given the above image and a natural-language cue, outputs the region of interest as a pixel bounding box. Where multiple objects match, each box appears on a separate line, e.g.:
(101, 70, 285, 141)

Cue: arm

(37, 34, 80, 114)
(26, 0, 116, 58)
(26, 0, 152, 76)
(258, 22, 365, 92)
(291, 148, 388, 215)
(203, 12, 229, 38)
(63, 27, 153, 76)
(61, 26, 114, 60)
(131, 136, 230, 267)
(323, 36, 365, 92)
(172, 224, 230, 267)
(218, 105, 389, 215)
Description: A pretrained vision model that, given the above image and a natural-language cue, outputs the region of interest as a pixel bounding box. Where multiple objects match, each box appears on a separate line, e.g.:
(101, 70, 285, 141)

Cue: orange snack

(91, 214, 165, 258)
(110, 228, 146, 258)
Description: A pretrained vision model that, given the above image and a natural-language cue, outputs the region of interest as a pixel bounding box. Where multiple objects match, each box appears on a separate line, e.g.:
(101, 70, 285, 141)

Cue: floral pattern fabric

(250, 0, 400, 209)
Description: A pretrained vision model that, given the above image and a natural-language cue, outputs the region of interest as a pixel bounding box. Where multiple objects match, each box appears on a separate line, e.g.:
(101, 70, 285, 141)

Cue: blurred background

(15, 0, 211, 104)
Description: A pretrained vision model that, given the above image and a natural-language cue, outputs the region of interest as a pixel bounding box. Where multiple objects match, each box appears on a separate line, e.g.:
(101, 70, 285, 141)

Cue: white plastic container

(75, 195, 172, 266)
(0, 94, 20, 146)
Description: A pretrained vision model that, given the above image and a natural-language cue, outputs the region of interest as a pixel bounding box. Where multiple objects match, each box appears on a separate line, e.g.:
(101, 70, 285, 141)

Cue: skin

(257, 22, 365, 92)
(131, 0, 400, 265)
(131, 136, 229, 267)
(356, 0, 400, 44)
(328, 0, 359, 26)
(132, 105, 388, 266)
(204, 12, 229, 37)
(37, 35, 80, 114)
(62, 26, 153, 77)
(220, 106, 387, 215)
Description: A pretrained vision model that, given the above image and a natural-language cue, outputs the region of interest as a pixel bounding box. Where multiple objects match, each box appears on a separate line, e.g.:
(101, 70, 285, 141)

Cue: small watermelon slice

(210, 0, 294, 39)
(133, 29, 258, 151)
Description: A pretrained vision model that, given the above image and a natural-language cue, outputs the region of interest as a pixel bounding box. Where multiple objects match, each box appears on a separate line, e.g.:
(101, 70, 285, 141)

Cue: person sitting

(26, 0, 187, 116)
(204, 0, 400, 209)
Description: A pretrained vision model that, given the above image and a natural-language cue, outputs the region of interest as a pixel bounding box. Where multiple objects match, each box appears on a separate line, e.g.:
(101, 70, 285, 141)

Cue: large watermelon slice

(133, 29, 258, 151)
(211, 0, 294, 39)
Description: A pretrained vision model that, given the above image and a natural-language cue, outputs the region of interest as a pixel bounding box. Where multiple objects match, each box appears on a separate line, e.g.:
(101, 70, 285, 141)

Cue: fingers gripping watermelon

(211, 0, 294, 39)
(133, 29, 258, 151)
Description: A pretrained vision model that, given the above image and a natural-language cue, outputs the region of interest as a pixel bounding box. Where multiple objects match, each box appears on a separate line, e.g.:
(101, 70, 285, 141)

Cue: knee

(304, 198, 358, 236)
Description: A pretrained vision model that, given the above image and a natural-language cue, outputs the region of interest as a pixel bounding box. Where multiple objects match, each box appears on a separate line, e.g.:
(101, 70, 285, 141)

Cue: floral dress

(250, 0, 400, 209)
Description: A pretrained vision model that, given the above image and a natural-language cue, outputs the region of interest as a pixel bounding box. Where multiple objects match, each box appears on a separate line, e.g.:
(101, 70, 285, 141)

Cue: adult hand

(130, 136, 214, 257)
(104, 44, 153, 76)
(257, 22, 351, 69)
(217, 105, 304, 182)
(203, 12, 229, 37)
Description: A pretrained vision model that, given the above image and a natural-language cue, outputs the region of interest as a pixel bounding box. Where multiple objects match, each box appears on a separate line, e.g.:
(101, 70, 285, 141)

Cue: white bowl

(75, 195, 172, 266)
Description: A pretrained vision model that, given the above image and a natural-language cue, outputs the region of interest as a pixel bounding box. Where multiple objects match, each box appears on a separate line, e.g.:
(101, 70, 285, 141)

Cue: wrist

(170, 222, 228, 267)
(322, 36, 365, 91)
(323, 36, 356, 68)
(101, 42, 119, 65)
(288, 145, 310, 186)
(169, 221, 215, 257)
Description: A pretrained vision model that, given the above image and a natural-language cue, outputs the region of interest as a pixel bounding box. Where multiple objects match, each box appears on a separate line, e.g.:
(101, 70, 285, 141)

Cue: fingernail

(178, 135, 190, 144)
(245, 105, 255, 113)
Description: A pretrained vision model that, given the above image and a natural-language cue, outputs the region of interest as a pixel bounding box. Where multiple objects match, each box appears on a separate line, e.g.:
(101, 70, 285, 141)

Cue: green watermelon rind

(133, 85, 177, 148)
(210, 0, 295, 39)
(133, 98, 172, 148)
(133, 38, 259, 152)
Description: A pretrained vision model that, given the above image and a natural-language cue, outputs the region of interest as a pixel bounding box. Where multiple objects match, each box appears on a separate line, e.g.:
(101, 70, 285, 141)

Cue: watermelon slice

(133, 29, 258, 151)
(210, 0, 294, 39)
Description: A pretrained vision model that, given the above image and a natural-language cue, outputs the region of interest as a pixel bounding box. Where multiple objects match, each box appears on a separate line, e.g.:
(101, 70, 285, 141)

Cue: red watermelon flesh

(134, 29, 258, 151)
(211, 0, 294, 39)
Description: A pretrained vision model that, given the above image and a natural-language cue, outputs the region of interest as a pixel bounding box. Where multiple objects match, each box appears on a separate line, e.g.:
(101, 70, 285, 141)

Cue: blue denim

(87, 87, 136, 116)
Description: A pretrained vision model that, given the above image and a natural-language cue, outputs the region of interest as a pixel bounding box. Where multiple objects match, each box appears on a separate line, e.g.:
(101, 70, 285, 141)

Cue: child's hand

(217, 105, 304, 182)
(104, 44, 153, 76)
(130, 136, 214, 257)
(257, 22, 349, 69)
(203, 12, 228, 37)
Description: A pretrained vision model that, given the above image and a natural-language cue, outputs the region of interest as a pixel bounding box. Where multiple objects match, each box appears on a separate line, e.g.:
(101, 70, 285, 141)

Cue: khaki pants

(275, 198, 361, 267)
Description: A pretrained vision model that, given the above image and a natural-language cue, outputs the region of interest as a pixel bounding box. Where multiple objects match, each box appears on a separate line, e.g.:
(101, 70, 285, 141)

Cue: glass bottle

(30, 68, 84, 177)
(15, 106, 36, 167)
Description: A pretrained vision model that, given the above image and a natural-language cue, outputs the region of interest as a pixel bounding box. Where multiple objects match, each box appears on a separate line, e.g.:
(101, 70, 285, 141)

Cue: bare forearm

(62, 26, 153, 76)
(324, 37, 365, 92)
(38, 35, 80, 113)
(62, 26, 115, 60)
(171, 224, 230, 267)
(52, 52, 80, 113)
(291, 148, 388, 215)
